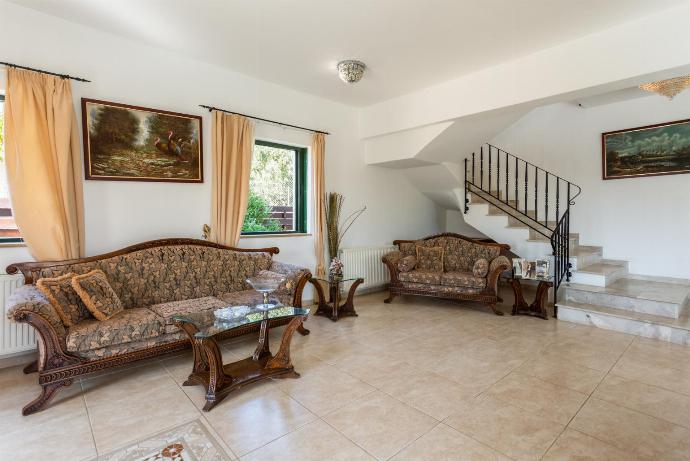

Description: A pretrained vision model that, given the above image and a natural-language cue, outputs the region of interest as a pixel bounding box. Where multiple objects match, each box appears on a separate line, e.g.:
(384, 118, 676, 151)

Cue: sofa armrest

(268, 261, 311, 307)
(382, 251, 402, 284)
(486, 255, 511, 294)
(6, 285, 80, 370)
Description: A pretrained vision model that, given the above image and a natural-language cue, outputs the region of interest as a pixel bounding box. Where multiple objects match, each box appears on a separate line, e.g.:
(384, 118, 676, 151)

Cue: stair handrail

(463, 143, 581, 316)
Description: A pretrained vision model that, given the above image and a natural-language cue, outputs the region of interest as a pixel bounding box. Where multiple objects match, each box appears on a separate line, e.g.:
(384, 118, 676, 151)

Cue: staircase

(464, 144, 690, 345)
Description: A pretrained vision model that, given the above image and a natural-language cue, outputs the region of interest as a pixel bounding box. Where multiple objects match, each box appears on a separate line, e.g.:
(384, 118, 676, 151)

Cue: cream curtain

(209, 111, 254, 247)
(4, 68, 85, 260)
(312, 133, 326, 277)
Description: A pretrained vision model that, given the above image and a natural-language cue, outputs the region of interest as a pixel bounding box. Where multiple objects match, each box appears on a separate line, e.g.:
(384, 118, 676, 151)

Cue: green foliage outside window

(242, 190, 282, 232)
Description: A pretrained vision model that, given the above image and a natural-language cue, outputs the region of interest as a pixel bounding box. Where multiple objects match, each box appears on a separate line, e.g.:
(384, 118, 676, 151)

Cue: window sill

(240, 233, 312, 239)
(0, 242, 26, 248)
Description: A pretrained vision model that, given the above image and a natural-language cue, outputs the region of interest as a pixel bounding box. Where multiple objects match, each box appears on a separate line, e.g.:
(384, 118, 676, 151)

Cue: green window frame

(0, 94, 23, 244)
(241, 139, 307, 236)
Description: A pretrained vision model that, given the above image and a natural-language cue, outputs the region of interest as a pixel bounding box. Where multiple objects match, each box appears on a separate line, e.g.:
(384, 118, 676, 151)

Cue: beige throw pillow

(416, 246, 444, 272)
(71, 270, 124, 321)
(36, 273, 91, 327)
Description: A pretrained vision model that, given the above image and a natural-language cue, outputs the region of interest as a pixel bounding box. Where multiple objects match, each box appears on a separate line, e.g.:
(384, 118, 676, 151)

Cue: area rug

(98, 419, 231, 461)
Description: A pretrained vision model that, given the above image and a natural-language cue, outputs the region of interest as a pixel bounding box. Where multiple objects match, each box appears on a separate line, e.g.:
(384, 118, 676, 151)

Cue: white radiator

(0, 274, 35, 356)
(340, 245, 397, 292)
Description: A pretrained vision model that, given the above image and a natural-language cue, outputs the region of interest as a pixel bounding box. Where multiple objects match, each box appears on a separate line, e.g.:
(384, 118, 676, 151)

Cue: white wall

(0, 1, 441, 277)
(491, 92, 690, 279)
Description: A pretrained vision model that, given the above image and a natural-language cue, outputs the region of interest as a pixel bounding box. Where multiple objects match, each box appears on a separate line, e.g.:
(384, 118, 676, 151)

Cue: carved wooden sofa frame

(382, 233, 511, 315)
(6, 238, 311, 416)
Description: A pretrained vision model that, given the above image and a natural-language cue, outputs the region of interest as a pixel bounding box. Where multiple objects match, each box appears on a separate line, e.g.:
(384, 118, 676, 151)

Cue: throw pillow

(36, 272, 91, 327)
(397, 255, 417, 272)
(473, 258, 489, 277)
(416, 246, 444, 272)
(71, 270, 124, 321)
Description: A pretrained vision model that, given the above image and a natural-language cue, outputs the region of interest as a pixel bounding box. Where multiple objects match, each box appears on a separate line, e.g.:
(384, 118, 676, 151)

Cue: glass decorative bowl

(247, 275, 285, 310)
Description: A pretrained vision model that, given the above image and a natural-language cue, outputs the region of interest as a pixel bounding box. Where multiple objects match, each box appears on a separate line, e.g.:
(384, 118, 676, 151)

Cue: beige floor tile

(487, 372, 588, 425)
(539, 341, 621, 371)
(542, 428, 638, 461)
(430, 354, 518, 394)
(241, 419, 374, 460)
(0, 367, 95, 461)
(391, 423, 510, 461)
(516, 355, 606, 394)
(377, 368, 478, 420)
(323, 391, 438, 460)
(277, 362, 375, 416)
(445, 395, 565, 460)
(203, 384, 316, 456)
(331, 351, 412, 387)
(612, 353, 690, 396)
(82, 363, 200, 453)
(571, 398, 690, 461)
(594, 374, 690, 429)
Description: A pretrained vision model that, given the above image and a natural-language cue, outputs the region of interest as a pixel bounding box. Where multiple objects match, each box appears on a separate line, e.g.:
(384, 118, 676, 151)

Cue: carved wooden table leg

(310, 277, 363, 321)
(176, 314, 306, 411)
(510, 278, 552, 320)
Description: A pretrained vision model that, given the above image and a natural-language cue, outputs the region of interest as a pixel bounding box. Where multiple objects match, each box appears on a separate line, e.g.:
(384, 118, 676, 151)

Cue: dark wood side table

(309, 276, 364, 321)
(510, 276, 553, 320)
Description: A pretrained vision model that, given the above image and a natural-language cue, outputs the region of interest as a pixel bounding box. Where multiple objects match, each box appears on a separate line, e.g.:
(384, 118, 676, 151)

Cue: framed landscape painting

(602, 117, 690, 180)
(82, 99, 203, 182)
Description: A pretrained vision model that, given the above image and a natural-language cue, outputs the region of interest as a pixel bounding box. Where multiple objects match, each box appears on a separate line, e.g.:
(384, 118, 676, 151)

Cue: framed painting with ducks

(81, 98, 203, 182)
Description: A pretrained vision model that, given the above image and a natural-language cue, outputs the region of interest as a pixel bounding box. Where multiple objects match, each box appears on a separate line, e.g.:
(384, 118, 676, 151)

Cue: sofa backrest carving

(7, 239, 275, 309)
(395, 233, 504, 272)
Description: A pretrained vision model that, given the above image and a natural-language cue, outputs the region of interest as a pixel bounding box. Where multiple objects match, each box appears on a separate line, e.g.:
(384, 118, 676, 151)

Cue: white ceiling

(10, 0, 690, 107)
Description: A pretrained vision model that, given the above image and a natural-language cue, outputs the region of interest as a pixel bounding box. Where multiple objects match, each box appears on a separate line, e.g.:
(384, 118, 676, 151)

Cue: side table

(510, 276, 553, 320)
(309, 276, 364, 321)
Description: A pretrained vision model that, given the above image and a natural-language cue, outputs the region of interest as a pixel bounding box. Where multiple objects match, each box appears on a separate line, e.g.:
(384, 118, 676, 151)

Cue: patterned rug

(99, 419, 231, 461)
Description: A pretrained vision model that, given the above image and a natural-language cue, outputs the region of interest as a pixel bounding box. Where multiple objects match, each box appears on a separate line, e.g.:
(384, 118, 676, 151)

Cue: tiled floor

(4, 287, 690, 460)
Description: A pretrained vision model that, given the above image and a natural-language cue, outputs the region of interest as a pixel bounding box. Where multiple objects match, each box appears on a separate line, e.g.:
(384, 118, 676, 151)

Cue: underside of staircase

(464, 153, 690, 346)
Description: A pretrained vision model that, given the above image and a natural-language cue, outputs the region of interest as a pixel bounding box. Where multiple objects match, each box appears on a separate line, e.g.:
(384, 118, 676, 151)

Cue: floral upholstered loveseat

(6, 239, 311, 415)
(382, 233, 511, 315)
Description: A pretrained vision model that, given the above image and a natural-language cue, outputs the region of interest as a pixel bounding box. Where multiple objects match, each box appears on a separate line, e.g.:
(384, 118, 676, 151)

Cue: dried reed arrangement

(324, 192, 366, 260)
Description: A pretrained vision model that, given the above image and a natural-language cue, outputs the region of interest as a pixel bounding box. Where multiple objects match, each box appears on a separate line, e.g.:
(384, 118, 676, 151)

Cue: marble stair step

(569, 260, 628, 287)
(557, 301, 690, 346)
(563, 277, 690, 319)
(568, 246, 603, 270)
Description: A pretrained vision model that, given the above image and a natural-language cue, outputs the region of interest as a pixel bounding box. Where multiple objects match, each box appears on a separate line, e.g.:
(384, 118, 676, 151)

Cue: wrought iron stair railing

(463, 143, 581, 314)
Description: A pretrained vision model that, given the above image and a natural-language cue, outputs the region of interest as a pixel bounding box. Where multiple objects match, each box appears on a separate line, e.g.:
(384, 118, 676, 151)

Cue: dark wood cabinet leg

(384, 291, 397, 304)
(266, 316, 302, 372)
(199, 337, 232, 412)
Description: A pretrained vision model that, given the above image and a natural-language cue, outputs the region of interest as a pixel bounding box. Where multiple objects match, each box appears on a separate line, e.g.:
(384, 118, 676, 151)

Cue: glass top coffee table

(173, 305, 309, 411)
(309, 276, 364, 321)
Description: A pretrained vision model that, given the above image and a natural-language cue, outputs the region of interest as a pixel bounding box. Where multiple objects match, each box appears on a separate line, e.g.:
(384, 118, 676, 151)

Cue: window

(0, 94, 22, 243)
(241, 140, 307, 235)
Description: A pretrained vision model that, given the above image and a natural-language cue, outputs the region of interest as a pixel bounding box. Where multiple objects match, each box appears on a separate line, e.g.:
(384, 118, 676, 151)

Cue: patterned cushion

(398, 242, 417, 257)
(473, 258, 489, 277)
(29, 245, 273, 308)
(416, 246, 444, 272)
(441, 272, 486, 289)
(36, 273, 91, 327)
(74, 331, 186, 360)
(72, 270, 124, 321)
(397, 255, 417, 273)
(66, 307, 164, 352)
(489, 255, 511, 274)
(398, 270, 442, 285)
(148, 296, 228, 334)
(400, 281, 483, 295)
(411, 237, 501, 272)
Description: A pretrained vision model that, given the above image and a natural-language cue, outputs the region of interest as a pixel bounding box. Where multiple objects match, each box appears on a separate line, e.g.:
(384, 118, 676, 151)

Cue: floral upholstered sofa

(382, 233, 510, 315)
(6, 239, 310, 415)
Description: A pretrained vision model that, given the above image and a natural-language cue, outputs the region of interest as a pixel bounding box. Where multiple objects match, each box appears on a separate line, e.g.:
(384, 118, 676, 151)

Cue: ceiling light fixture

(639, 75, 690, 100)
(337, 60, 366, 84)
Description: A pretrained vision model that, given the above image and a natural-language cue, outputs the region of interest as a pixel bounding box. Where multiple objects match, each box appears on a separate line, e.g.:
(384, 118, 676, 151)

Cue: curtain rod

(199, 105, 329, 135)
(0, 61, 90, 82)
